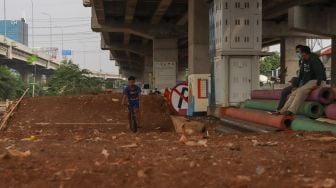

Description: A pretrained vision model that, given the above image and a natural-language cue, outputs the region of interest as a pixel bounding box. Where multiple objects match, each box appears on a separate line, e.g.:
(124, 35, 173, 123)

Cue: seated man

(274, 44, 304, 114)
(274, 77, 299, 114)
(280, 46, 327, 116)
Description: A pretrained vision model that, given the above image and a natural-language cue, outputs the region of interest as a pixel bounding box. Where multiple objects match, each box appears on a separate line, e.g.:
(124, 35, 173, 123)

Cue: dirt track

(0, 94, 335, 188)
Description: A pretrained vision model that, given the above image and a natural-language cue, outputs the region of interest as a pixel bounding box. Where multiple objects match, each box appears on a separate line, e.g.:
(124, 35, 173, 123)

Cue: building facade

(0, 18, 28, 46)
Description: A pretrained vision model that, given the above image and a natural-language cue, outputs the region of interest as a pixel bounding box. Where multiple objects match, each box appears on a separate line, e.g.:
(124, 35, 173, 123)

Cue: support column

(153, 38, 178, 90)
(35, 74, 43, 84)
(331, 37, 336, 87)
(186, 0, 210, 116)
(280, 37, 306, 83)
(188, 0, 210, 74)
(143, 55, 153, 88)
(18, 69, 32, 84)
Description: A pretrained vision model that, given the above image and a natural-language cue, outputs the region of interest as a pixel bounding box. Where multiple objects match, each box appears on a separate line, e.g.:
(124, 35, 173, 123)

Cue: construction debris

(252, 140, 279, 147)
(0, 88, 30, 131)
(121, 143, 138, 148)
(101, 149, 109, 159)
(6, 149, 31, 158)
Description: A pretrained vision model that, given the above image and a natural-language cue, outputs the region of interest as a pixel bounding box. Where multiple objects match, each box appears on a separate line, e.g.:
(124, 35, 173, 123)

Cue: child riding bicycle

(121, 76, 142, 129)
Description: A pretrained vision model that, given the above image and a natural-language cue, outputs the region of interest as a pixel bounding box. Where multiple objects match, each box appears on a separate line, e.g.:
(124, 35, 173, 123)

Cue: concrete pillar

(280, 37, 306, 83)
(331, 37, 336, 87)
(18, 69, 32, 84)
(177, 68, 186, 81)
(44, 74, 52, 84)
(153, 38, 178, 90)
(143, 55, 153, 87)
(188, 0, 210, 74)
(35, 74, 43, 84)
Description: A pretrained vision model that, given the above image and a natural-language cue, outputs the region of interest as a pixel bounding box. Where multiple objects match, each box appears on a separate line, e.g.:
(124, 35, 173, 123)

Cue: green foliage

(0, 66, 25, 100)
(46, 60, 104, 95)
(104, 80, 115, 89)
(260, 53, 280, 75)
(26, 55, 37, 64)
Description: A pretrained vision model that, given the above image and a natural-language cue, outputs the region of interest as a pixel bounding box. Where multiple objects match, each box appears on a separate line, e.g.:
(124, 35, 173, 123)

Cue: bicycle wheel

(128, 111, 132, 129)
(129, 111, 138, 133)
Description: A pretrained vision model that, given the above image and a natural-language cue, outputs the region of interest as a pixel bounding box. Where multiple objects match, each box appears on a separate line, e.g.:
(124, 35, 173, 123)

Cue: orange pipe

(221, 107, 292, 130)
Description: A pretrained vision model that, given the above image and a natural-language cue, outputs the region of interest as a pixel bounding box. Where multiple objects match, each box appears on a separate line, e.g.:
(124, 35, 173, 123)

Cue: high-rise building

(0, 18, 28, 46)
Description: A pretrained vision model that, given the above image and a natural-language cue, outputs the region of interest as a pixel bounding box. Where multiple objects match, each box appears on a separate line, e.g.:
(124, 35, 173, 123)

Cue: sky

(1, 0, 118, 74)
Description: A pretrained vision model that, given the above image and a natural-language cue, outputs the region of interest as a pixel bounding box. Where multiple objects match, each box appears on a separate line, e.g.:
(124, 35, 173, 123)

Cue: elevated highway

(0, 35, 60, 83)
(85, 0, 336, 114)
(0, 35, 117, 83)
(85, 0, 336, 84)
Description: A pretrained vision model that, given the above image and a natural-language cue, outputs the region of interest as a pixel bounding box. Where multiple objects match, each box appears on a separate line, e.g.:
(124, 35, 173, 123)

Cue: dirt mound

(7, 94, 174, 132)
(0, 94, 335, 187)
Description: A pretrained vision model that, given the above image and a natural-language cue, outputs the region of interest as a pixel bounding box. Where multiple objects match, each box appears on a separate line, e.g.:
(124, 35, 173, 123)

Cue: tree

(47, 60, 104, 95)
(260, 53, 280, 75)
(0, 66, 25, 100)
(104, 80, 115, 89)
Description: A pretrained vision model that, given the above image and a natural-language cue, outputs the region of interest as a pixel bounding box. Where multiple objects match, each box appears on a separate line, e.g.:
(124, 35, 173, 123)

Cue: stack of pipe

(324, 88, 336, 120)
(243, 100, 324, 119)
(292, 117, 336, 133)
(245, 87, 336, 133)
(221, 107, 292, 130)
(250, 87, 334, 105)
(325, 104, 336, 120)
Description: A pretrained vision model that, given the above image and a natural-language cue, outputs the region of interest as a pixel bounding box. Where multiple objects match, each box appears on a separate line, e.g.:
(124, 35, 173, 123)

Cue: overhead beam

(263, 0, 322, 20)
(109, 54, 143, 64)
(288, 6, 336, 37)
(101, 40, 152, 56)
(124, 0, 138, 47)
(263, 21, 325, 38)
(176, 13, 188, 26)
(151, 0, 173, 24)
(125, 0, 138, 24)
(92, 17, 187, 39)
(110, 50, 120, 66)
(262, 38, 281, 48)
(101, 32, 110, 44)
(119, 63, 143, 71)
(111, 58, 142, 65)
(92, 0, 105, 24)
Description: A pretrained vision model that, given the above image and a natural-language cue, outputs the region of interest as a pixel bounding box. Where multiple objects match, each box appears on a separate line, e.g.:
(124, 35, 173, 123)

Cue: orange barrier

(221, 107, 293, 130)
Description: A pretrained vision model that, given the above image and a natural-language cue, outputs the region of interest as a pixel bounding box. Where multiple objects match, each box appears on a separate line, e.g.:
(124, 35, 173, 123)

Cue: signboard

(62, 50, 72, 56)
(154, 61, 176, 90)
(170, 83, 188, 116)
(198, 79, 209, 98)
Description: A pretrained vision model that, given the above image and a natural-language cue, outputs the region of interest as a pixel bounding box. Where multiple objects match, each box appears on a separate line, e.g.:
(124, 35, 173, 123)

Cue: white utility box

(214, 56, 259, 106)
(187, 74, 210, 116)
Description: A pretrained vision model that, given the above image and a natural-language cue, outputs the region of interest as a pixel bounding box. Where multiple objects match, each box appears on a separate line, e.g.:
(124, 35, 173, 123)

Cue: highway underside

(0, 94, 335, 187)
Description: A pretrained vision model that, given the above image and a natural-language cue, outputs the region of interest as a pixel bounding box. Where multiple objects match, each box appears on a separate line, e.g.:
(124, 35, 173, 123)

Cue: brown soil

(0, 94, 335, 188)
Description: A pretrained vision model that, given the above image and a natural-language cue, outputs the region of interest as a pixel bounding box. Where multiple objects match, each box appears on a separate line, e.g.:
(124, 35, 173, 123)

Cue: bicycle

(127, 105, 138, 133)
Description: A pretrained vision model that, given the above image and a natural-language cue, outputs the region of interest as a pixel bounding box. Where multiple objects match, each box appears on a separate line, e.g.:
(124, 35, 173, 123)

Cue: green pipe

(243, 100, 324, 119)
(291, 117, 336, 133)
